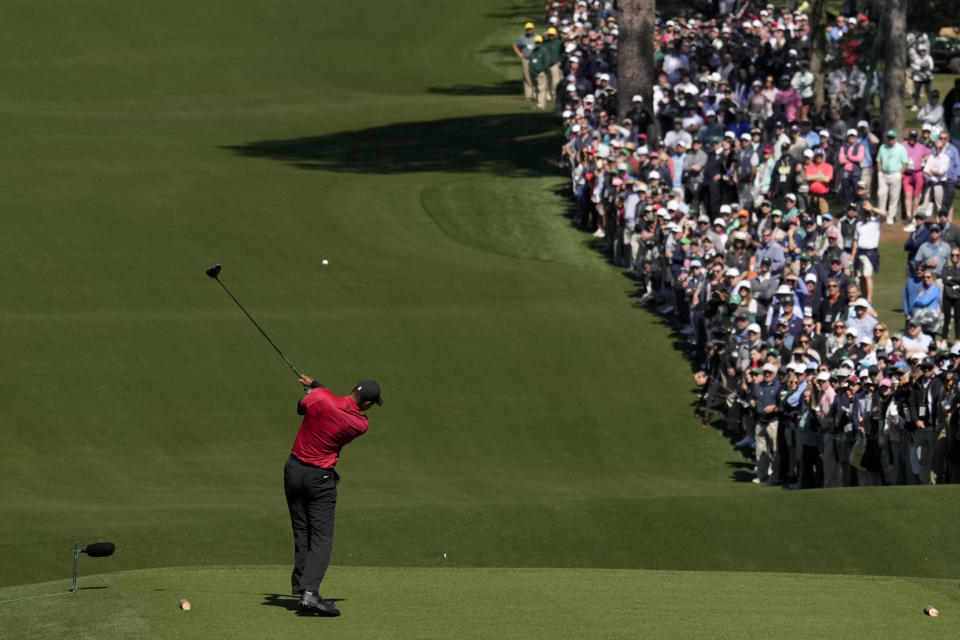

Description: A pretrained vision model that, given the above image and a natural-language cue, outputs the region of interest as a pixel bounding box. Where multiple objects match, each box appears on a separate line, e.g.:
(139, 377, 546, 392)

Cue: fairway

(2, 0, 960, 637)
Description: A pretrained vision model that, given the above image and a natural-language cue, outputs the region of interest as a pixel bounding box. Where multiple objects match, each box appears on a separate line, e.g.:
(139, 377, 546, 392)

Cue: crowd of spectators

(516, 0, 960, 487)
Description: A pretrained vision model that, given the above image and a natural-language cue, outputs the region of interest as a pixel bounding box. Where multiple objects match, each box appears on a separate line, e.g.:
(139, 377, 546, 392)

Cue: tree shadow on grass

(223, 113, 558, 178)
(426, 79, 523, 95)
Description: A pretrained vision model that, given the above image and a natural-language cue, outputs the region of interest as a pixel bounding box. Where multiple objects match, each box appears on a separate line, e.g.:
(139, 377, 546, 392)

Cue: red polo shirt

(805, 161, 834, 195)
(291, 387, 369, 468)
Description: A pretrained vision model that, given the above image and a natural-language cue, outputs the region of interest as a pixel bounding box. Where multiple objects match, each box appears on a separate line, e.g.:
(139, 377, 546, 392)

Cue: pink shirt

(819, 386, 836, 416)
(838, 143, 864, 172)
(775, 88, 802, 123)
(904, 141, 929, 173)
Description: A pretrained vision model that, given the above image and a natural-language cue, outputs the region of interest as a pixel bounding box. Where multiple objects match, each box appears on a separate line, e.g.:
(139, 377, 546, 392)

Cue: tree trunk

(807, 0, 828, 112)
(617, 0, 655, 129)
(882, 0, 908, 134)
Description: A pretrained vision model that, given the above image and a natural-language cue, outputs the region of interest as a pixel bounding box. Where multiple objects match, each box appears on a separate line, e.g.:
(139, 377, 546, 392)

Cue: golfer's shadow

(261, 593, 344, 612)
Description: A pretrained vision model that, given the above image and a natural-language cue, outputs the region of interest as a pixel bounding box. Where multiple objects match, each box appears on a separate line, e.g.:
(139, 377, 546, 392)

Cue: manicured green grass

(2, 566, 958, 640)
(2, 0, 960, 637)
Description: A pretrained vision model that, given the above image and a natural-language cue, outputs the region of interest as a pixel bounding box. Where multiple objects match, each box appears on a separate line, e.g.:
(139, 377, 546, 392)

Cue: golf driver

(205, 263, 303, 380)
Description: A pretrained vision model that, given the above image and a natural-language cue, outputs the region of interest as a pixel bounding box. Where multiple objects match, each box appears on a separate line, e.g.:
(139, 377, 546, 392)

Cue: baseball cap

(762, 362, 777, 373)
(853, 297, 869, 308)
(846, 129, 857, 137)
(747, 322, 762, 334)
(353, 380, 383, 406)
(816, 371, 831, 382)
(776, 284, 792, 296)
(524, 21, 534, 29)
(886, 129, 897, 138)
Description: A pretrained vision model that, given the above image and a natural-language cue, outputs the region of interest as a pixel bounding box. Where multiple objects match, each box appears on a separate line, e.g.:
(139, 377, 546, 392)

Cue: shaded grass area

(1, 566, 958, 640)
(224, 113, 557, 176)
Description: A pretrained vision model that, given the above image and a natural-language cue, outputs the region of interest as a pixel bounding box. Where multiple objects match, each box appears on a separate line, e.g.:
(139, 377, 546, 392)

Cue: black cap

(353, 380, 383, 406)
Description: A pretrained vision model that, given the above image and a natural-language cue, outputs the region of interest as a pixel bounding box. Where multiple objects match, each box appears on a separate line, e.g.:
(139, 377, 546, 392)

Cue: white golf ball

(443, 553, 447, 559)
(322, 259, 329, 265)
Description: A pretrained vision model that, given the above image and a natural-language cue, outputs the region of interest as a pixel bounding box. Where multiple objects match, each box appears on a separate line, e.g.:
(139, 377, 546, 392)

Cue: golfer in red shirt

(284, 373, 382, 616)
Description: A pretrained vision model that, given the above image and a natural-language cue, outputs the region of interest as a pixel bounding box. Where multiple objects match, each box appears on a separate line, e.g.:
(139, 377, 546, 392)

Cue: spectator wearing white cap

(856, 120, 877, 199)
(838, 129, 865, 210)
(845, 294, 876, 336)
(909, 42, 935, 111)
(729, 134, 754, 207)
(790, 63, 815, 121)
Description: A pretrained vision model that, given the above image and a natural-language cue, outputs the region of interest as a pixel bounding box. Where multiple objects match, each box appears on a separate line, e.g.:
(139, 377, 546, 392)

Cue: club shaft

(215, 278, 301, 378)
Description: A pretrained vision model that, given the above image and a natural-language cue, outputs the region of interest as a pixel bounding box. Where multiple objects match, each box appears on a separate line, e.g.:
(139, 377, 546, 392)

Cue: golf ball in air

(322, 259, 329, 265)
(443, 553, 447, 559)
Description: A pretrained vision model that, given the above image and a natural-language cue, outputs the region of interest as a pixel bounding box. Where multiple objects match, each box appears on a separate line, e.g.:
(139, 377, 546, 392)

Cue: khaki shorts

(858, 254, 874, 277)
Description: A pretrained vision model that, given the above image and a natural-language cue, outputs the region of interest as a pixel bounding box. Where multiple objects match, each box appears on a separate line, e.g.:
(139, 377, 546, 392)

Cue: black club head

(205, 263, 222, 279)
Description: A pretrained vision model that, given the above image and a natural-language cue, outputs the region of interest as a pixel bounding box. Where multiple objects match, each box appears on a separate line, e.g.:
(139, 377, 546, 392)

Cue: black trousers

(284, 456, 339, 595)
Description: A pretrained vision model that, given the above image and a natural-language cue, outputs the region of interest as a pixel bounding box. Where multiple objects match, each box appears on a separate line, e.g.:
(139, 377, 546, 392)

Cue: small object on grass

(322, 259, 329, 265)
(179, 599, 191, 611)
(924, 605, 939, 617)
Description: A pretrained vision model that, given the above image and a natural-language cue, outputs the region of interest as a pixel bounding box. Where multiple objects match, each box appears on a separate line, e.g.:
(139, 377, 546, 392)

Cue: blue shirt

(902, 272, 924, 311)
(804, 131, 821, 148)
(754, 242, 785, 275)
(913, 283, 942, 312)
(787, 380, 808, 408)
(945, 142, 960, 181)
(858, 136, 874, 168)
(671, 152, 686, 189)
(752, 378, 782, 413)
(915, 240, 952, 275)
